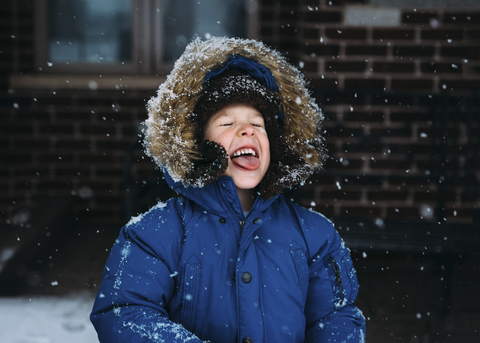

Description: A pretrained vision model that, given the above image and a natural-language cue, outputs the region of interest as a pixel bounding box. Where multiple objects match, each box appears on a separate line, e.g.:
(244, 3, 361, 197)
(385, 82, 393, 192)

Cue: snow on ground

(0, 292, 99, 343)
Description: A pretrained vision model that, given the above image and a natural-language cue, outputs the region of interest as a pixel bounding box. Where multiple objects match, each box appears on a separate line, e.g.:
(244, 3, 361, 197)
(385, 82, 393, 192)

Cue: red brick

(321, 190, 362, 201)
(37, 152, 74, 165)
(421, 29, 464, 41)
(55, 167, 90, 177)
(278, 40, 302, 51)
(343, 111, 385, 122)
(344, 78, 385, 90)
(421, 62, 463, 74)
(470, 66, 480, 74)
(439, 79, 480, 91)
(12, 139, 50, 149)
(13, 110, 50, 121)
(443, 12, 480, 24)
(304, 28, 320, 40)
(345, 45, 387, 56)
(79, 125, 113, 136)
(79, 153, 117, 165)
(324, 158, 364, 170)
(14, 181, 34, 191)
(372, 62, 415, 73)
(36, 97, 73, 107)
(305, 0, 319, 6)
(304, 44, 340, 56)
(325, 28, 367, 40)
(391, 79, 433, 90)
(279, 0, 299, 5)
(260, 10, 274, 22)
(260, 26, 273, 36)
(54, 139, 92, 150)
(96, 168, 124, 178)
(38, 124, 74, 135)
(326, 126, 363, 137)
(37, 181, 72, 191)
(301, 61, 318, 72)
(118, 94, 150, 106)
(340, 206, 382, 217)
(278, 26, 297, 37)
(386, 207, 422, 219)
(402, 12, 438, 24)
(0, 153, 32, 164)
(79, 181, 118, 192)
(325, 61, 367, 72)
(309, 78, 339, 89)
(373, 29, 415, 40)
(0, 123, 33, 135)
(390, 110, 430, 122)
(370, 127, 412, 137)
(368, 191, 409, 201)
(305, 11, 342, 23)
(393, 46, 435, 57)
(96, 139, 130, 150)
(466, 30, 480, 40)
(120, 126, 138, 137)
(77, 98, 115, 107)
(339, 175, 383, 186)
(413, 191, 440, 202)
(95, 111, 135, 122)
(280, 10, 300, 20)
(55, 111, 92, 121)
(341, 142, 384, 153)
(0, 138, 8, 149)
(440, 46, 480, 60)
(370, 159, 412, 170)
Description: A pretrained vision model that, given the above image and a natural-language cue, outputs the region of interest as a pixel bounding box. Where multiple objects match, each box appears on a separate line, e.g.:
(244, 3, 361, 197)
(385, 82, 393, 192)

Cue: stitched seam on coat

(181, 261, 201, 332)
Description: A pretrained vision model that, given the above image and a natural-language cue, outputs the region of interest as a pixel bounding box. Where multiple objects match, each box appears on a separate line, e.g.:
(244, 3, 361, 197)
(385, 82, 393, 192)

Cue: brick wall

(260, 0, 480, 225)
(1, 0, 479, 227)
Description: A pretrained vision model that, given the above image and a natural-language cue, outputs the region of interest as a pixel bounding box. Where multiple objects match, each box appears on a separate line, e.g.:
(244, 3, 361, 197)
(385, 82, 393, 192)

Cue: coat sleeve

(304, 216, 366, 342)
(90, 202, 205, 343)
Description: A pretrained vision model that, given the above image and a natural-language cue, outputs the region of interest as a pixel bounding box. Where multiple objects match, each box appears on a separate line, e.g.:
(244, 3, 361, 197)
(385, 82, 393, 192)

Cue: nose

(238, 123, 255, 137)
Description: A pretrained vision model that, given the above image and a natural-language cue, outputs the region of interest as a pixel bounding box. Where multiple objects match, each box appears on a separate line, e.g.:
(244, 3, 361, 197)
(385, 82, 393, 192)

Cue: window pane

(162, 0, 246, 62)
(48, 0, 132, 64)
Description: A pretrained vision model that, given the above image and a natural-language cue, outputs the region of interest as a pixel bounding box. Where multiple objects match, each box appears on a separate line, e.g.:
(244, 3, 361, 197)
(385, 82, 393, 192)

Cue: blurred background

(1, 0, 479, 342)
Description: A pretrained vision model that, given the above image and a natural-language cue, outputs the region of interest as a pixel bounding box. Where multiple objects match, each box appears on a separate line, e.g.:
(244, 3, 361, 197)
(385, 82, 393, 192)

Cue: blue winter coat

(90, 175, 366, 342)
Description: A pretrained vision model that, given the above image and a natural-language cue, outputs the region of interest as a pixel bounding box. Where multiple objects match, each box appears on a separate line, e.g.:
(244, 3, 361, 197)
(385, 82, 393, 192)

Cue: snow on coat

(90, 175, 366, 342)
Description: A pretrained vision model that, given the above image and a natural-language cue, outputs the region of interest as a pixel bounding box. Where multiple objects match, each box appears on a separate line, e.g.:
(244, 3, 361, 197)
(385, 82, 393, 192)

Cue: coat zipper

(219, 185, 258, 231)
(329, 257, 344, 304)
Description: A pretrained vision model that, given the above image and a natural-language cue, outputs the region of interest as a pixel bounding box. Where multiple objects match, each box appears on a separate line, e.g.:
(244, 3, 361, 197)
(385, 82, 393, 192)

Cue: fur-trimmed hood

(144, 37, 325, 197)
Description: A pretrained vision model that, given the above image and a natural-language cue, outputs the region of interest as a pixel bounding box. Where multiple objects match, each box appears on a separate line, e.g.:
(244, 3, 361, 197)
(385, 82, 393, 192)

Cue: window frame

(34, 0, 259, 75)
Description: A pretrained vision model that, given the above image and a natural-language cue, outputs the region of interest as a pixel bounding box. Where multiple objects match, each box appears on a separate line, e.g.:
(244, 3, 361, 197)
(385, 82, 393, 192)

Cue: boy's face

(204, 103, 270, 191)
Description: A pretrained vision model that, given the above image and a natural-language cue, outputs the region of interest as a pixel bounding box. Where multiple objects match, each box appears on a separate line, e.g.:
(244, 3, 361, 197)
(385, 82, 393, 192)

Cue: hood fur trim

(144, 37, 325, 193)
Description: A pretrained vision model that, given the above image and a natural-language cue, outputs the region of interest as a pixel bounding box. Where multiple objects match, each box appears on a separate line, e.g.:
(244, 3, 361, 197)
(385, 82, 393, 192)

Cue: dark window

(35, 0, 256, 74)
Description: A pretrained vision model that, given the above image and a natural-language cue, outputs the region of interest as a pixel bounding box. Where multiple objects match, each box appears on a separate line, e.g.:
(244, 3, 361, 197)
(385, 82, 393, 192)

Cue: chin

(231, 175, 262, 190)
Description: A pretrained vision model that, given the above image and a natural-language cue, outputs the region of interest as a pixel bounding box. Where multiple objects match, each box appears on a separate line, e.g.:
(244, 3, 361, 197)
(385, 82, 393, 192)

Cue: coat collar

(164, 171, 278, 218)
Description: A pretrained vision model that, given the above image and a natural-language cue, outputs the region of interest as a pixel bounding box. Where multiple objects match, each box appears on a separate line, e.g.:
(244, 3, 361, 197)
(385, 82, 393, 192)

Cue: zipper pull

(329, 257, 345, 304)
(239, 220, 245, 229)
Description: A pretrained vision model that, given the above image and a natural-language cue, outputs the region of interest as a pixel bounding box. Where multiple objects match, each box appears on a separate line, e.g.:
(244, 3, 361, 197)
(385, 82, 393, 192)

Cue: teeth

(233, 148, 256, 157)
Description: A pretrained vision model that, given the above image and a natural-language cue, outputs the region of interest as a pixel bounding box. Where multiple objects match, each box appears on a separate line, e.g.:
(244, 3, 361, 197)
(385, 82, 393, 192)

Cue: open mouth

(230, 147, 260, 170)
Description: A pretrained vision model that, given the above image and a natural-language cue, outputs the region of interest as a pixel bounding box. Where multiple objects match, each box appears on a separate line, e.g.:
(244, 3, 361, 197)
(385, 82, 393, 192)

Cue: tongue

(232, 155, 260, 170)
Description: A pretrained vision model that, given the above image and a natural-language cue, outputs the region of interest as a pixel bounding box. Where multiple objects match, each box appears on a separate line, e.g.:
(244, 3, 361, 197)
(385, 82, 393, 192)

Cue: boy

(91, 37, 366, 342)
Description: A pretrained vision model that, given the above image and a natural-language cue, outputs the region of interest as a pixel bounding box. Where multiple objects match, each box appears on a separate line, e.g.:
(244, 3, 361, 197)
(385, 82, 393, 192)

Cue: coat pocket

(290, 241, 309, 299)
(181, 254, 201, 332)
(323, 248, 358, 310)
